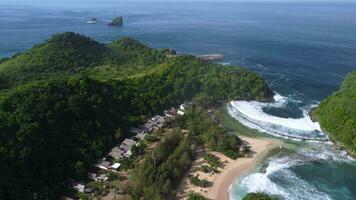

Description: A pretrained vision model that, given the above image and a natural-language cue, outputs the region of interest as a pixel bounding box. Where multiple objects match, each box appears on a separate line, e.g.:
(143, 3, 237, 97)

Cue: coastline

(177, 135, 283, 200)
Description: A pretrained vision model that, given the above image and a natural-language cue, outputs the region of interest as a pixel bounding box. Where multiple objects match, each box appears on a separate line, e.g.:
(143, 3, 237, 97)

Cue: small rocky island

(108, 16, 123, 26)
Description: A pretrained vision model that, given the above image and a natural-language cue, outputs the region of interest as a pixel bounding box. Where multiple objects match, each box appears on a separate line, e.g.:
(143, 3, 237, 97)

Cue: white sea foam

(229, 143, 351, 200)
(227, 93, 327, 140)
(231, 154, 334, 200)
(227, 93, 352, 200)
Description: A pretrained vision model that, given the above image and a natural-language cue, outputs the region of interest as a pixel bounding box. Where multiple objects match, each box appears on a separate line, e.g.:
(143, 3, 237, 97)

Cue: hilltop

(315, 71, 356, 154)
(0, 32, 171, 89)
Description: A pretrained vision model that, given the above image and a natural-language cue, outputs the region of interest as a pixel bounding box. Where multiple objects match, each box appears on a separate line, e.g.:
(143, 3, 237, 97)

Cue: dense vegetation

(174, 107, 244, 159)
(189, 176, 209, 188)
(187, 192, 206, 200)
(243, 193, 279, 200)
(0, 33, 171, 89)
(315, 71, 356, 153)
(0, 77, 125, 199)
(0, 32, 272, 199)
(130, 129, 194, 200)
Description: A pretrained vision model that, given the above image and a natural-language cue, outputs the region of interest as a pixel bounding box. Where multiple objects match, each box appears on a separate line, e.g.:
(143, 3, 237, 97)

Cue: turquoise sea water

(0, 1, 355, 200)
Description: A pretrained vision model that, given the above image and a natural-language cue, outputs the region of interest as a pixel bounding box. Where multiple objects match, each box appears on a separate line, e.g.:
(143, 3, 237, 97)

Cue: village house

(120, 143, 131, 152)
(72, 182, 86, 193)
(110, 163, 121, 171)
(130, 127, 147, 134)
(177, 110, 185, 116)
(96, 174, 109, 182)
(164, 108, 178, 118)
(124, 150, 132, 158)
(109, 146, 124, 160)
(135, 132, 147, 140)
(150, 115, 166, 123)
(123, 138, 136, 147)
(138, 125, 151, 133)
(179, 102, 192, 110)
(95, 160, 111, 170)
(146, 122, 157, 131)
(88, 173, 97, 180)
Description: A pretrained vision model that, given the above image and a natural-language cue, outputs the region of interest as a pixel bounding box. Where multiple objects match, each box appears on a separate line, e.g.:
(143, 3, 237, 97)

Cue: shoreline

(176, 135, 283, 200)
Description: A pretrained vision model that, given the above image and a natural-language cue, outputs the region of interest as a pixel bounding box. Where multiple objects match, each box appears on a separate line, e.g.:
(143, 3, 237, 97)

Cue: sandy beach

(177, 136, 283, 200)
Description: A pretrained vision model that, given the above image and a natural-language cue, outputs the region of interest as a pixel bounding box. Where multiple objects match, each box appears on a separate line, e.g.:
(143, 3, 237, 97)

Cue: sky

(1, 0, 356, 2)
(1, 0, 355, 7)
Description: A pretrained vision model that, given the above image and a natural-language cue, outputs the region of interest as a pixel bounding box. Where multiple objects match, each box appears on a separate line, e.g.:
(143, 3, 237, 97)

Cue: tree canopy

(243, 193, 279, 200)
(315, 71, 356, 153)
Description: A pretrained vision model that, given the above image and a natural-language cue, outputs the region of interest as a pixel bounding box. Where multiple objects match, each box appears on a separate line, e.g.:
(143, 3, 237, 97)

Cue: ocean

(0, 1, 355, 200)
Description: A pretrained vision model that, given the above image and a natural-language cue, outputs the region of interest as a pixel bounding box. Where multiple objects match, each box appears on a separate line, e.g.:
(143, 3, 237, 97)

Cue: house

(110, 163, 121, 170)
(124, 150, 132, 158)
(153, 123, 164, 131)
(152, 125, 160, 131)
(137, 125, 151, 134)
(96, 174, 109, 182)
(122, 138, 136, 147)
(180, 102, 192, 110)
(95, 160, 111, 170)
(84, 187, 95, 194)
(150, 115, 166, 123)
(131, 127, 147, 134)
(120, 144, 131, 152)
(139, 124, 152, 132)
(144, 122, 155, 130)
(177, 110, 185, 116)
(88, 173, 97, 180)
(164, 108, 178, 118)
(72, 182, 85, 193)
(120, 139, 136, 155)
(135, 132, 147, 140)
(147, 119, 157, 126)
(109, 146, 124, 160)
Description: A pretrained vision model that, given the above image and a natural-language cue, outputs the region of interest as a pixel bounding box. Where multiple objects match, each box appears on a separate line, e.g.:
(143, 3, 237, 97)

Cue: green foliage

(106, 172, 118, 182)
(131, 143, 146, 158)
(181, 107, 242, 159)
(315, 71, 356, 152)
(87, 181, 104, 196)
(117, 157, 134, 171)
(204, 153, 220, 169)
(0, 77, 124, 199)
(0, 32, 107, 87)
(243, 193, 279, 200)
(0, 33, 171, 89)
(130, 129, 194, 200)
(0, 57, 9, 64)
(187, 192, 206, 200)
(198, 165, 213, 173)
(189, 176, 209, 188)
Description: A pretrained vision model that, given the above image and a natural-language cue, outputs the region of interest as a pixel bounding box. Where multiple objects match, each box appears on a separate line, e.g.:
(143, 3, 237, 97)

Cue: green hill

(315, 71, 356, 153)
(0, 33, 106, 85)
(0, 32, 171, 88)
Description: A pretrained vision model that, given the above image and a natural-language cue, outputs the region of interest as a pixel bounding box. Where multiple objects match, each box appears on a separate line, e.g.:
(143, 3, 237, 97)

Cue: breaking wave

(229, 143, 352, 200)
(227, 93, 327, 141)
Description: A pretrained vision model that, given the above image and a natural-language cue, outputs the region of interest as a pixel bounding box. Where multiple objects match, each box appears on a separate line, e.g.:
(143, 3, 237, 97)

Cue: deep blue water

(1, 1, 356, 200)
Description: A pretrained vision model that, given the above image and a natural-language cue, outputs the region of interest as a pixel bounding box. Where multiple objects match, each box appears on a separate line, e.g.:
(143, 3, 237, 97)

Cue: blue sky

(1, 0, 356, 2)
(1, 0, 355, 6)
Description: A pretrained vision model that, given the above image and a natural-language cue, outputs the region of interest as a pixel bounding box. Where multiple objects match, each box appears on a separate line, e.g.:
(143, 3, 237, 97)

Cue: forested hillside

(0, 32, 273, 199)
(315, 71, 356, 153)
